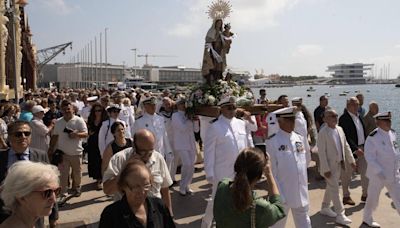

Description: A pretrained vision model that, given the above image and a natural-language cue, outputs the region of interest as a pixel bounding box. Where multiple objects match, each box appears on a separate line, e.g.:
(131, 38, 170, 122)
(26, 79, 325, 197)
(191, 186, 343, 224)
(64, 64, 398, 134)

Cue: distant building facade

(41, 64, 250, 89)
(327, 63, 373, 84)
(57, 63, 125, 89)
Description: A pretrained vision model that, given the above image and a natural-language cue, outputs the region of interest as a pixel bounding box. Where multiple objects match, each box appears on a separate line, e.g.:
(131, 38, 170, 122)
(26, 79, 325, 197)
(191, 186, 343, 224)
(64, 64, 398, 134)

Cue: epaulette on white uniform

(369, 129, 378, 137)
(267, 133, 276, 140)
(135, 115, 143, 120)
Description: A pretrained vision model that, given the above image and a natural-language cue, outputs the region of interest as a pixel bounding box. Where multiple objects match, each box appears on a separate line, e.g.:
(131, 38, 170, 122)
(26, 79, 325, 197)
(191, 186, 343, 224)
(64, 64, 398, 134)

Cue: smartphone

(255, 144, 268, 159)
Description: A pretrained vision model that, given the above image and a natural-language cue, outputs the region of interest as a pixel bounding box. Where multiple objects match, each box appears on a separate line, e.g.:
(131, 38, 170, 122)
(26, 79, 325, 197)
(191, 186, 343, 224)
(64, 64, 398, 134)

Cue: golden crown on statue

(207, 0, 232, 20)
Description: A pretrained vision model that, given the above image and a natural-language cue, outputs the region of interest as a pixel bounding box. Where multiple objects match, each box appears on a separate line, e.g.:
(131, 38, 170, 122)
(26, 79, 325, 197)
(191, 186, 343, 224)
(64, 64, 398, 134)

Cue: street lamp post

(131, 48, 137, 77)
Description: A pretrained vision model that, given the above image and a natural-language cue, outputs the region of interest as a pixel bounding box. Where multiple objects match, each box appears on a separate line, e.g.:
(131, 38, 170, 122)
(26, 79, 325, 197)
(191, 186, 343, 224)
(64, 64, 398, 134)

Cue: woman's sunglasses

(34, 187, 61, 199)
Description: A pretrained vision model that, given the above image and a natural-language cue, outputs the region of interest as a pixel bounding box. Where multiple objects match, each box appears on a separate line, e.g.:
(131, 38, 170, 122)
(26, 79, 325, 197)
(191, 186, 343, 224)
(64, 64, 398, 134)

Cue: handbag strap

(251, 201, 256, 228)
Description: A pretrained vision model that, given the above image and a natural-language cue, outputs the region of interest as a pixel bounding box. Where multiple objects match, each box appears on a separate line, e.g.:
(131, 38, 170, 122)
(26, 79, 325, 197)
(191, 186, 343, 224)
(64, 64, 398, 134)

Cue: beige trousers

(60, 154, 82, 194)
(341, 155, 369, 197)
(322, 163, 345, 214)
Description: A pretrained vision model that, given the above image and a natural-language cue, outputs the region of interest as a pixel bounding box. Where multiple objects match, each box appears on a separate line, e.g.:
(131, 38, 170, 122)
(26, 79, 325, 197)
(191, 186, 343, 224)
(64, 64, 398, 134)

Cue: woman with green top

(214, 147, 286, 228)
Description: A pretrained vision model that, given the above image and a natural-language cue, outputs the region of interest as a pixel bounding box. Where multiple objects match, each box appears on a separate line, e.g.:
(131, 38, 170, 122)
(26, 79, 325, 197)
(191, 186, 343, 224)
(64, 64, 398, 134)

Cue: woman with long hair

(214, 147, 285, 228)
(86, 102, 108, 189)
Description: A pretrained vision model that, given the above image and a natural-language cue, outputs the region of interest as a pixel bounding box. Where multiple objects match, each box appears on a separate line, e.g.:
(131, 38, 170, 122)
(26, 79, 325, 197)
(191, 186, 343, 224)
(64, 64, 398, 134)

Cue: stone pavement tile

(50, 164, 399, 228)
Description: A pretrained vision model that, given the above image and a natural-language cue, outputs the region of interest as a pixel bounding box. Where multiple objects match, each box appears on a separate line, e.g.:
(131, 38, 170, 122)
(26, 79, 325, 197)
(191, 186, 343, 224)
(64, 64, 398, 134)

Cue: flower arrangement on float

(186, 79, 256, 117)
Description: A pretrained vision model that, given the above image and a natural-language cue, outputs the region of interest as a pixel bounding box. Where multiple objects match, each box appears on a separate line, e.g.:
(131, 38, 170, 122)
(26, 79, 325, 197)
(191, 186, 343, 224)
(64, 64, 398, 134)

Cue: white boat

(306, 86, 316, 92)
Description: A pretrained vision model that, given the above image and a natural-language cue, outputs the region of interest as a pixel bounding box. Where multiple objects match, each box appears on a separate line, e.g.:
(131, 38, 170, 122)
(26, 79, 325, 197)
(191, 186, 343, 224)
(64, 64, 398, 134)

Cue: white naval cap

(32, 105, 45, 114)
(373, 112, 391, 120)
(273, 107, 296, 118)
(175, 96, 186, 105)
(142, 96, 157, 105)
(217, 96, 236, 107)
(87, 96, 98, 102)
(291, 97, 303, 104)
(106, 104, 122, 111)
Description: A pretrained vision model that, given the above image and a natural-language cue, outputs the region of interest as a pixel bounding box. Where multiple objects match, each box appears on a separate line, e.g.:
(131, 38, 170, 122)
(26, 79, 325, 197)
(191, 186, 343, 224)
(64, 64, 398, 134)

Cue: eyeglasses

(127, 184, 151, 192)
(109, 109, 120, 113)
(13, 131, 31, 138)
(94, 109, 103, 112)
(34, 187, 61, 199)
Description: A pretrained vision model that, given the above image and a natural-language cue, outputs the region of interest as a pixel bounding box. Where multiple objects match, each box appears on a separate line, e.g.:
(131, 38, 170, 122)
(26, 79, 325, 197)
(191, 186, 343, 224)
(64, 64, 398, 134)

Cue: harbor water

(251, 84, 400, 135)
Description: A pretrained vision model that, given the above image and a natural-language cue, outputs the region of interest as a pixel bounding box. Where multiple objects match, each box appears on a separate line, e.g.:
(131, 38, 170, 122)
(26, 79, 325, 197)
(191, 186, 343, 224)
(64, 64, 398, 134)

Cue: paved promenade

(51, 163, 398, 228)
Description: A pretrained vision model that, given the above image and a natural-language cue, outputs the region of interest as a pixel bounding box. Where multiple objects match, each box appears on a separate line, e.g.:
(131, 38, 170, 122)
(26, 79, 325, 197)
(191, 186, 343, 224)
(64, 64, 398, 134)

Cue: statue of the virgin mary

(201, 0, 234, 85)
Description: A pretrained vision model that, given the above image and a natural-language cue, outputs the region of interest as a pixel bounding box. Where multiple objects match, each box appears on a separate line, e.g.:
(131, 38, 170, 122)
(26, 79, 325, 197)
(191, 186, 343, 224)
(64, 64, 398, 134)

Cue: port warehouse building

(40, 64, 251, 89)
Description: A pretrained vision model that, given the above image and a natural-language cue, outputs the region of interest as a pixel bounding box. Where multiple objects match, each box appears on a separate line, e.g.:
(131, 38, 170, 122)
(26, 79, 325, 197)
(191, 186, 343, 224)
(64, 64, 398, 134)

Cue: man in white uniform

(318, 109, 356, 225)
(133, 96, 173, 172)
(363, 112, 400, 228)
(201, 96, 252, 228)
(80, 96, 98, 122)
(171, 97, 197, 195)
(112, 91, 135, 138)
(266, 107, 311, 228)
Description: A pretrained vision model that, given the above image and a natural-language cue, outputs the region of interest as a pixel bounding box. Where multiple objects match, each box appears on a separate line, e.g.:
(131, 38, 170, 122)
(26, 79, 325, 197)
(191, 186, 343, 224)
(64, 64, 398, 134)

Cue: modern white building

(327, 63, 374, 84)
(57, 63, 125, 89)
(42, 64, 251, 89)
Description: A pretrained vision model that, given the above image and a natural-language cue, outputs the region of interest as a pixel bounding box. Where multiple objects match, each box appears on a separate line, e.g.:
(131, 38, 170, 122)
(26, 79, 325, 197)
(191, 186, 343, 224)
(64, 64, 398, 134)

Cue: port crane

(137, 53, 176, 65)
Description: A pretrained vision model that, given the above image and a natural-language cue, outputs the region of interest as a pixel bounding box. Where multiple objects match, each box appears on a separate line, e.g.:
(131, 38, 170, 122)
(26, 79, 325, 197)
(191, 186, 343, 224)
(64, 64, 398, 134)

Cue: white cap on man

(217, 96, 236, 107)
(273, 107, 296, 118)
(32, 105, 45, 114)
(87, 96, 98, 102)
(373, 112, 391, 120)
(292, 97, 302, 104)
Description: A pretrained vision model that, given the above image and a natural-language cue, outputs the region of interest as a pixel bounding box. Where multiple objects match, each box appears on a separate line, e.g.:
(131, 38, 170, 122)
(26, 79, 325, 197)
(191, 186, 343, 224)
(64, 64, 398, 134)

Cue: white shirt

(98, 118, 127, 157)
(266, 129, 310, 208)
(327, 127, 342, 161)
(30, 117, 50, 153)
(294, 111, 308, 139)
(203, 115, 252, 182)
(171, 111, 196, 151)
(349, 112, 365, 145)
(133, 113, 172, 158)
(365, 128, 400, 182)
(118, 104, 135, 138)
(53, 115, 87, 155)
(103, 148, 173, 200)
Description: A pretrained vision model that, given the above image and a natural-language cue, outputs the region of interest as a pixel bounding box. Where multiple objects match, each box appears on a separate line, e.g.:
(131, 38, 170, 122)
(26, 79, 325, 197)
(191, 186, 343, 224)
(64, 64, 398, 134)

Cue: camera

(63, 127, 73, 134)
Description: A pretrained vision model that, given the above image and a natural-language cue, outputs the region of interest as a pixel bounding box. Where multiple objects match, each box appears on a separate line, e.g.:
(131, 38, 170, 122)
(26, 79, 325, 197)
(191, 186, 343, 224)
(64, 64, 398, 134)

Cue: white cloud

(292, 44, 323, 57)
(168, 0, 300, 37)
(37, 0, 77, 15)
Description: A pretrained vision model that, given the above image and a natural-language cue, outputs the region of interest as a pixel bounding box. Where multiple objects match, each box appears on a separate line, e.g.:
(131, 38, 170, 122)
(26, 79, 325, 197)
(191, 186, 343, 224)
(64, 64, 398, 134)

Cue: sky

(27, 0, 400, 78)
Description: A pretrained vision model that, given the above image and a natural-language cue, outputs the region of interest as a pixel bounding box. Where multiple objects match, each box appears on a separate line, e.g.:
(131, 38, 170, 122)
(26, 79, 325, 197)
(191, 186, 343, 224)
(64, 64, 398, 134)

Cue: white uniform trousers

(341, 155, 368, 197)
(322, 163, 345, 214)
(201, 181, 218, 228)
(270, 204, 311, 228)
(170, 151, 180, 182)
(363, 176, 400, 224)
(177, 149, 196, 191)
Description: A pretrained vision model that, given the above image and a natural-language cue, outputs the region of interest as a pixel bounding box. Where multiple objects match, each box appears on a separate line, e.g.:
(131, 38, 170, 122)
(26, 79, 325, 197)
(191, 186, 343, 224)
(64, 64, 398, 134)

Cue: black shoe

(57, 194, 68, 206)
(71, 189, 81, 197)
(361, 195, 367, 203)
(343, 196, 355, 205)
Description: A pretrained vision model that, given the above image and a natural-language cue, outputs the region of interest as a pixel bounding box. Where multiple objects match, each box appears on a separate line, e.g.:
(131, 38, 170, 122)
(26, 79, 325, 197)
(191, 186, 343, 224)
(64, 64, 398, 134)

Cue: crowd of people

(0, 87, 398, 228)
